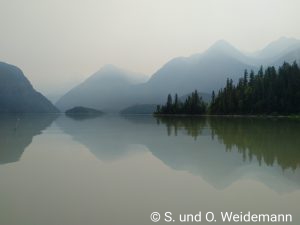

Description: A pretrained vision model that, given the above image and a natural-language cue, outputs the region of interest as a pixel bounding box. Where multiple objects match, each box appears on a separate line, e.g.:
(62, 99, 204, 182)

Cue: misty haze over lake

(1, 1, 300, 224)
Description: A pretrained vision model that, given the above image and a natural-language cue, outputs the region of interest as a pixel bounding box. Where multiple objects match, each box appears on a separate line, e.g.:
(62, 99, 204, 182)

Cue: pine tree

(210, 62, 300, 115)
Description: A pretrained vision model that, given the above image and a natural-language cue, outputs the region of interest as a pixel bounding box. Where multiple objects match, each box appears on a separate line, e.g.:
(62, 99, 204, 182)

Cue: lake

(0, 114, 299, 225)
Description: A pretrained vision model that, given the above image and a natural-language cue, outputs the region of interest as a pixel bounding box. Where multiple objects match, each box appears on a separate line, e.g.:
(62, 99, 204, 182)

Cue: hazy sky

(1, 0, 300, 96)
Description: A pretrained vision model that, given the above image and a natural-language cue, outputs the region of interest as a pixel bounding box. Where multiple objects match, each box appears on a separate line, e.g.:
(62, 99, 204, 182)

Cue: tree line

(155, 90, 207, 115)
(155, 62, 300, 115)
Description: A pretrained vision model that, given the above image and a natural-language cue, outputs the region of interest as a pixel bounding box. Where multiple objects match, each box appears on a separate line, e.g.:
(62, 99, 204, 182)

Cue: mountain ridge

(56, 37, 300, 113)
(0, 62, 59, 113)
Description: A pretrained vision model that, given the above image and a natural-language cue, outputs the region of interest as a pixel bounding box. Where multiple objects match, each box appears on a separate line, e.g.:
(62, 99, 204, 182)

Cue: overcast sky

(1, 0, 300, 95)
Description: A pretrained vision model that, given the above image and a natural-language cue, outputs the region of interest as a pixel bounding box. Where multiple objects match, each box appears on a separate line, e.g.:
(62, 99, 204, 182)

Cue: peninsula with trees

(155, 62, 300, 116)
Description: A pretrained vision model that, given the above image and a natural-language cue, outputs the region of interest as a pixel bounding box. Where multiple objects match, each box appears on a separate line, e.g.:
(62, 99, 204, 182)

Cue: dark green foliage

(156, 62, 300, 115)
(209, 117, 300, 171)
(210, 62, 300, 115)
(155, 90, 207, 115)
(155, 116, 207, 139)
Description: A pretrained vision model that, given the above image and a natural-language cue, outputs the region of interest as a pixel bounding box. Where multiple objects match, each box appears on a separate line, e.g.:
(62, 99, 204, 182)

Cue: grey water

(0, 114, 299, 225)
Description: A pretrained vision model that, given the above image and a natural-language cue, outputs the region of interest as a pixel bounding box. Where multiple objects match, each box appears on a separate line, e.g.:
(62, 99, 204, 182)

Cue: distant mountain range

(1, 37, 299, 114)
(0, 62, 59, 113)
(56, 37, 300, 113)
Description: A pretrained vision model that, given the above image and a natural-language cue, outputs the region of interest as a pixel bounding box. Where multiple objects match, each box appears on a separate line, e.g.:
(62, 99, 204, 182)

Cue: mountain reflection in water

(55, 115, 300, 192)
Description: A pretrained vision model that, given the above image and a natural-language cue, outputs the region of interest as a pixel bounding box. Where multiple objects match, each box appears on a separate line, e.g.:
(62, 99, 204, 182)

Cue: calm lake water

(0, 114, 299, 225)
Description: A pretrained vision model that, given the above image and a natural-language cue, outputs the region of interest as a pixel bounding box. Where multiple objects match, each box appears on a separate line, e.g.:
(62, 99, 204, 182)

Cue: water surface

(0, 114, 299, 225)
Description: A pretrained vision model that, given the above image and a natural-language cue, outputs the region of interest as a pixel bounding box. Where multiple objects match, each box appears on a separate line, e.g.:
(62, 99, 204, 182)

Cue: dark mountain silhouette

(0, 114, 57, 164)
(0, 62, 59, 113)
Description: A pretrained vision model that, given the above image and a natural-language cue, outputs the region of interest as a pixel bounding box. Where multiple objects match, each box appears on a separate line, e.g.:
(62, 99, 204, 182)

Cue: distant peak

(90, 64, 147, 84)
(204, 40, 242, 57)
(219, 39, 235, 45)
(207, 40, 237, 51)
(96, 64, 129, 75)
(213, 39, 232, 46)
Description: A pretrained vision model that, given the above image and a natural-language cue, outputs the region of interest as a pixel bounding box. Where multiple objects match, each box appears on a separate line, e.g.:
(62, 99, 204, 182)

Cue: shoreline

(153, 114, 300, 119)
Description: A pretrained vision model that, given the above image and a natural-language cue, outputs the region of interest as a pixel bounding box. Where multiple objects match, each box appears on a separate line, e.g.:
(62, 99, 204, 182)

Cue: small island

(65, 106, 103, 120)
